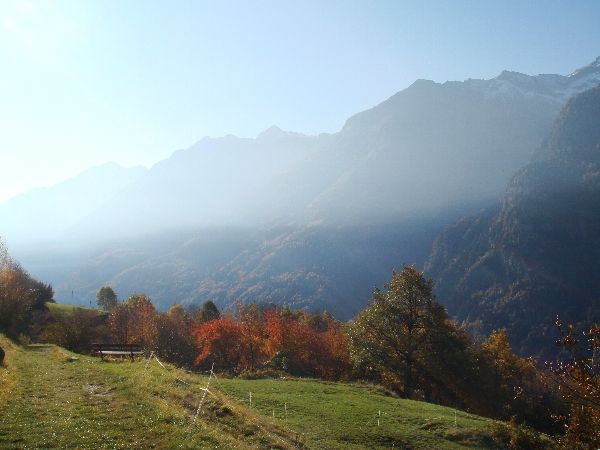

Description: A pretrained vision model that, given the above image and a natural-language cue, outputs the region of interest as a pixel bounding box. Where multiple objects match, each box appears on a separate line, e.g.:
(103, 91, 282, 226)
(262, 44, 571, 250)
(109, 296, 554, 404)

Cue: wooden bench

(92, 343, 144, 361)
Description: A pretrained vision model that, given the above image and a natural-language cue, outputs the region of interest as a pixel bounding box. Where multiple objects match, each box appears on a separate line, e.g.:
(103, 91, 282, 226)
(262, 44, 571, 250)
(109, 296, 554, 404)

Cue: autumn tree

(108, 302, 130, 343)
(236, 302, 267, 372)
(106, 292, 157, 349)
(0, 239, 36, 337)
(0, 261, 32, 336)
(39, 307, 99, 353)
(350, 265, 449, 397)
(264, 308, 313, 375)
(312, 318, 352, 380)
(262, 307, 351, 379)
(191, 302, 351, 378)
(155, 304, 198, 367)
(194, 315, 243, 373)
(479, 329, 557, 430)
(126, 293, 156, 348)
(195, 302, 269, 374)
(541, 318, 600, 447)
(95, 286, 117, 311)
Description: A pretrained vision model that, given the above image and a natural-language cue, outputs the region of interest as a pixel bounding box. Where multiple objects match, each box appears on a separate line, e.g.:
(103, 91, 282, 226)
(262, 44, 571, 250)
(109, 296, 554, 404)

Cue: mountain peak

(495, 70, 528, 81)
(256, 125, 285, 142)
(567, 55, 600, 78)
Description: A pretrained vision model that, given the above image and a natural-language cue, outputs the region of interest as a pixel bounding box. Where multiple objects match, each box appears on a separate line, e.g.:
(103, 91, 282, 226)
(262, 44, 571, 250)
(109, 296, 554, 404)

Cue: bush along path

(0, 339, 297, 449)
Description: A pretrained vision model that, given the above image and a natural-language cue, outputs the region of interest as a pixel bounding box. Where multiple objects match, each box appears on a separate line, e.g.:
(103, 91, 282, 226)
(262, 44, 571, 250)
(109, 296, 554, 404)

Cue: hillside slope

(0, 335, 505, 449)
(425, 86, 600, 358)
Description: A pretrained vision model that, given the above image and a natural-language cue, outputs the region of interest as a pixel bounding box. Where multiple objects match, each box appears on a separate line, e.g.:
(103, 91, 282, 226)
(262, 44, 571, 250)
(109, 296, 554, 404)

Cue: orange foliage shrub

(193, 304, 351, 379)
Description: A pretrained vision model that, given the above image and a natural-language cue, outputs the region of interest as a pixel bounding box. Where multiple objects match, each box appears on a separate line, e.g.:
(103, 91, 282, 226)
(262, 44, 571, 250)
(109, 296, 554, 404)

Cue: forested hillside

(426, 85, 600, 358)
(2, 234, 599, 446)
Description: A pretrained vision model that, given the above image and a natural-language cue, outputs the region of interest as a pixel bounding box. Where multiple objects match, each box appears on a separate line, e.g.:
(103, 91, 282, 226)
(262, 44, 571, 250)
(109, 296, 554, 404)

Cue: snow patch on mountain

(462, 57, 600, 104)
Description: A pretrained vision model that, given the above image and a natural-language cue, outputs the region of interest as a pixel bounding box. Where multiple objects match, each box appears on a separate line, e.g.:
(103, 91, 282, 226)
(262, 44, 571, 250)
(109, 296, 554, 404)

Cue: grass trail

(0, 341, 295, 449)
(0, 345, 174, 449)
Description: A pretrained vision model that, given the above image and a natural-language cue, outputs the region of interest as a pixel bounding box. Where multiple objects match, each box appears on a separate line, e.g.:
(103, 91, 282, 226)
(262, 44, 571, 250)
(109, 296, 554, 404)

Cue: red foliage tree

(192, 302, 352, 379)
(263, 308, 351, 379)
(236, 302, 268, 372)
(194, 316, 243, 373)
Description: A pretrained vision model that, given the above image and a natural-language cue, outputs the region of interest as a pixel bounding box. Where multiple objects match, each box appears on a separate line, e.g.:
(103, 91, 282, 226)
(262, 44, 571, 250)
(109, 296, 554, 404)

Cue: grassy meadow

(0, 334, 547, 449)
(215, 377, 496, 449)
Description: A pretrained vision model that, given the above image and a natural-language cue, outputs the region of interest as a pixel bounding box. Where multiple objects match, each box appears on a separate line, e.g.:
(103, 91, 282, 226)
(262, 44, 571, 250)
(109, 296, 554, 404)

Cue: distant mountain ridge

(7, 57, 600, 319)
(473, 56, 600, 103)
(0, 162, 147, 246)
(10, 57, 600, 246)
(425, 85, 600, 358)
(59, 127, 330, 242)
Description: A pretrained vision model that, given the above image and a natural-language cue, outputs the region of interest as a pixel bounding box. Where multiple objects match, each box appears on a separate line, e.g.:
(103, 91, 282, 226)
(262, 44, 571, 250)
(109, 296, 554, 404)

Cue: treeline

(2, 238, 600, 445)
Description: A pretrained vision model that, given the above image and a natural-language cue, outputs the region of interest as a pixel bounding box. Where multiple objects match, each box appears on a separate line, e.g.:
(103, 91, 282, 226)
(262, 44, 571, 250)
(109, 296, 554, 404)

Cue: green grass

(0, 334, 296, 449)
(214, 377, 496, 449)
(0, 333, 535, 449)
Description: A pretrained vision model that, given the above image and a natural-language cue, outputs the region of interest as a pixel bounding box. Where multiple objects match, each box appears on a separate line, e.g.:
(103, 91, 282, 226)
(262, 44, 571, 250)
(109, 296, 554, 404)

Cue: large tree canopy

(349, 264, 446, 397)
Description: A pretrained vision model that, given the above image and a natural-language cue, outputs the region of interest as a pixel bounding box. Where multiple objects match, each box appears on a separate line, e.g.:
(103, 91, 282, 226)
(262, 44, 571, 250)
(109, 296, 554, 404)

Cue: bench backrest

(92, 343, 143, 352)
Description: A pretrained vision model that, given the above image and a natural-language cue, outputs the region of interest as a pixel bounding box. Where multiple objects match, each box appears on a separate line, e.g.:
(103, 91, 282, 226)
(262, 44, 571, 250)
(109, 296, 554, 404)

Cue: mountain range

(3, 57, 600, 336)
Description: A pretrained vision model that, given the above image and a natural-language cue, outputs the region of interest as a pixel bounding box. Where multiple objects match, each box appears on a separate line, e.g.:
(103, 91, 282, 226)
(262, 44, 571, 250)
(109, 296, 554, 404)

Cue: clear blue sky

(1, 0, 599, 204)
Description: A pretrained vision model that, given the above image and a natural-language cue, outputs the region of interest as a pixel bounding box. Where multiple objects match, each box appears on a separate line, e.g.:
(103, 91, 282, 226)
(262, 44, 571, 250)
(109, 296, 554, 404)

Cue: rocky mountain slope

(425, 85, 600, 358)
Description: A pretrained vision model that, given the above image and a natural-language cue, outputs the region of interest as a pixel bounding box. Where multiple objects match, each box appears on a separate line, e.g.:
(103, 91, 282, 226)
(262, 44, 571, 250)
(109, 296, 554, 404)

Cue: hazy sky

(1, 0, 599, 204)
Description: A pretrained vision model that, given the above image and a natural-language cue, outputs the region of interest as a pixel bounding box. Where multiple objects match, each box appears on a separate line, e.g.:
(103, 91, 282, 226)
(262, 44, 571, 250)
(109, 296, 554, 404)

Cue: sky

(0, 0, 599, 204)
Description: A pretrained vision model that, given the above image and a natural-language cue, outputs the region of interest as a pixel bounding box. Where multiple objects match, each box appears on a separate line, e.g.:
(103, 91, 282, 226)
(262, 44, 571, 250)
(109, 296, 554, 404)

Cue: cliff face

(426, 86, 600, 358)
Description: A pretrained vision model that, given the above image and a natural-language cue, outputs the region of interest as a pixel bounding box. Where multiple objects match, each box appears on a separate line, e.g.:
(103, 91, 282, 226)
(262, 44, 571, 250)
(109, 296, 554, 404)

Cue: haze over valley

(1, 57, 599, 357)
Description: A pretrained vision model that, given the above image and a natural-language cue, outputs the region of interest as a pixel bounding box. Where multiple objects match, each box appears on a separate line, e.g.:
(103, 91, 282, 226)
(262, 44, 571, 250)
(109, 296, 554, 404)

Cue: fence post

(193, 363, 214, 424)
